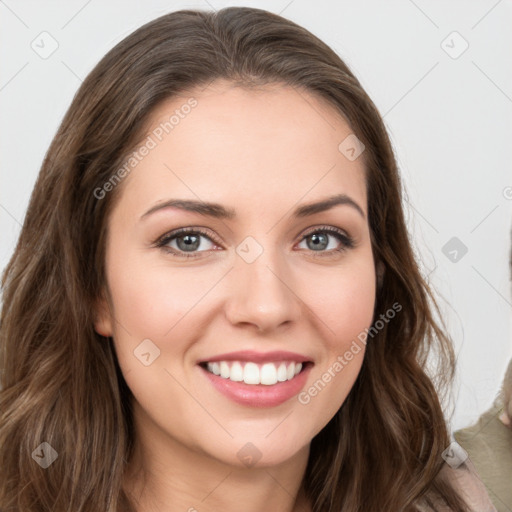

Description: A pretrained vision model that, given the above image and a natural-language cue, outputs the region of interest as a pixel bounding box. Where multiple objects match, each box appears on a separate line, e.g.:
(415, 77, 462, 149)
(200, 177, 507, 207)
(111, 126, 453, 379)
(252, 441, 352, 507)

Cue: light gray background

(1, 0, 511, 432)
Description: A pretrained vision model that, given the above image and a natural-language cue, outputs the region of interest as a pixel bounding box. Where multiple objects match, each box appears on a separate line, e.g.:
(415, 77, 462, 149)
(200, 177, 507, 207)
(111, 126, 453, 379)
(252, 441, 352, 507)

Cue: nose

(224, 241, 302, 334)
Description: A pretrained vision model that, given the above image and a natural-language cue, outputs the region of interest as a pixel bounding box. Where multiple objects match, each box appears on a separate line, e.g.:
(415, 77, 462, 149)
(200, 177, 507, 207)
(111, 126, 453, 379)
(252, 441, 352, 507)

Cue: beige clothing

(415, 459, 497, 511)
(447, 459, 498, 511)
(455, 402, 512, 512)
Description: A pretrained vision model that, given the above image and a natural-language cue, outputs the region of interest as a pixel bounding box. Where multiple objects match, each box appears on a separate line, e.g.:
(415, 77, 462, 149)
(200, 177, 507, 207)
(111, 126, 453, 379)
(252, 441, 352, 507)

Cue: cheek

(305, 259, 376, 347)
(294, 257, 375, 420)
(107, 258, 216, 339)
(108, 247, 376, 358)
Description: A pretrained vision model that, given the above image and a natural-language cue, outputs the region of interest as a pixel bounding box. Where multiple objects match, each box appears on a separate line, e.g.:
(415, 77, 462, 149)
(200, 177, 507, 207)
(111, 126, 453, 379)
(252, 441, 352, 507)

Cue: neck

(123, 405, 312, 512)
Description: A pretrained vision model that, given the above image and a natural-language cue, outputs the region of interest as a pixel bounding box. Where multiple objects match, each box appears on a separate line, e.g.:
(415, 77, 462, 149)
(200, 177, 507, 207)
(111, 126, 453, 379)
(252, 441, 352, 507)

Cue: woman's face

(95, 80, 376, 469)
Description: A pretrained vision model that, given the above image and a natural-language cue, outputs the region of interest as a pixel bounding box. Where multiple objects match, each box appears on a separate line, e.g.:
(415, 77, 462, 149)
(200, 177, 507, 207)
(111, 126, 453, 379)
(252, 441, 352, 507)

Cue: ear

(93, 293, 113, 337)
(376, 260, 385, 290)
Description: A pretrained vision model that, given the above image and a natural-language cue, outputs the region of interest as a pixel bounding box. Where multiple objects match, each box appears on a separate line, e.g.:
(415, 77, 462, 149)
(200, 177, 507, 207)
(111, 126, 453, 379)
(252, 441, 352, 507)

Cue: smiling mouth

(200, 360, 309, 386)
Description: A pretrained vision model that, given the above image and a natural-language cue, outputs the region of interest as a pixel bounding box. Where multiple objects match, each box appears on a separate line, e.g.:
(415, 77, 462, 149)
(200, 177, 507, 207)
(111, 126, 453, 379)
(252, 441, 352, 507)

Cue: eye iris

(177, 234, 200, 251)
(308, 233, 328, 251)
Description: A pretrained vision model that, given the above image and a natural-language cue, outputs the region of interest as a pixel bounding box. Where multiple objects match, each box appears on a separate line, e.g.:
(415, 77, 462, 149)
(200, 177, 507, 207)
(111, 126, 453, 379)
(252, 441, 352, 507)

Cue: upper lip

(198, 350, 313, 364)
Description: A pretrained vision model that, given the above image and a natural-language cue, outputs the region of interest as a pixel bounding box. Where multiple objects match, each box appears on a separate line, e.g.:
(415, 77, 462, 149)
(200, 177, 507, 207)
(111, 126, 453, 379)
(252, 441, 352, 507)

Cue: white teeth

(243, 362, 260, 384)
(207, 362, 221, 375)
(204, 360, 304, 385)
(260, 363, 277, 385)
(230, 361, 244, 382)
(220, 361, 230, 379)
(277, 363, 288, 382)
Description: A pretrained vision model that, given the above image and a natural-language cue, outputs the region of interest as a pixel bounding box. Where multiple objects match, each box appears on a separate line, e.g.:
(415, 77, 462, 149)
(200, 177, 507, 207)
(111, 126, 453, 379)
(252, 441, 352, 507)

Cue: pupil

(178, 234, 199, 251)
(309, 233, 327, 251)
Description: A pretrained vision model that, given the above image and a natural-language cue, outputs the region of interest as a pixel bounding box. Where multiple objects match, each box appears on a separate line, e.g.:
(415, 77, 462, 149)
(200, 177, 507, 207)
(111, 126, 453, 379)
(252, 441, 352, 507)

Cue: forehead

(114, 80, 367, 220)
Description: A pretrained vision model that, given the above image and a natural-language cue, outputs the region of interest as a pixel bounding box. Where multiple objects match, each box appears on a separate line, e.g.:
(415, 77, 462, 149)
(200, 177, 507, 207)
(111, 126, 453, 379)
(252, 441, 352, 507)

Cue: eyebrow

(140, 193, 365, 221)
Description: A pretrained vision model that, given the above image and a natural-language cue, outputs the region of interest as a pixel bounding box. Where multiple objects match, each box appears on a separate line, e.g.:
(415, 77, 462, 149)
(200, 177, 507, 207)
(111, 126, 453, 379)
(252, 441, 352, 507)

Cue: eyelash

(154, 225, 355, 260)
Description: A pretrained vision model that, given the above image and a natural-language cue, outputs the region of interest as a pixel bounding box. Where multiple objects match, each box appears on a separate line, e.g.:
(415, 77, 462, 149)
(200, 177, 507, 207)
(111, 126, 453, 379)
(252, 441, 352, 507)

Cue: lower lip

(200, 364, 312, 408)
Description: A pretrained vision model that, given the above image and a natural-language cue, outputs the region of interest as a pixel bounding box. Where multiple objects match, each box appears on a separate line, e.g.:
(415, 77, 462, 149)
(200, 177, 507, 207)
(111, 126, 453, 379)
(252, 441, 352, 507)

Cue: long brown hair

(0, 7, 471, 511)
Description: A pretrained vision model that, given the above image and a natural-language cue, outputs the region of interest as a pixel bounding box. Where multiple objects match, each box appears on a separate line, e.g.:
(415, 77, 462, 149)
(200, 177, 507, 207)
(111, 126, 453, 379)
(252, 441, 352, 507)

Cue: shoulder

(438, 458, 498, 512)
(454, 405, 512, 511)
(455, 402, 510, 443)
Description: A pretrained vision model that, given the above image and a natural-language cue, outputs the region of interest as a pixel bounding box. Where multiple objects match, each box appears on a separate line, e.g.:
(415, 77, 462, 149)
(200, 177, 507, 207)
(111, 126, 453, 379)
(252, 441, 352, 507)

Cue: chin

(203, 432, 310, 469)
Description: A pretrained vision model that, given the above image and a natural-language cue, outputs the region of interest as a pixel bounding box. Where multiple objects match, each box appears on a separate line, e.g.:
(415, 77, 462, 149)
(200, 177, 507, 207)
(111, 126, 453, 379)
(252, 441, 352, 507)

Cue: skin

(500, 359, 512, 427)
(94, 79, 377, 512)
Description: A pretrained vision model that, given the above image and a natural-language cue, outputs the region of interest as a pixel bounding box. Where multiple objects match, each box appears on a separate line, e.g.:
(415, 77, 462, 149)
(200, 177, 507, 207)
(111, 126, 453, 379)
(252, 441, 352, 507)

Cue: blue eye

(156, 228, 218, 258)
(155, 226, 355, 259)
(298, 227, 355, 255)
